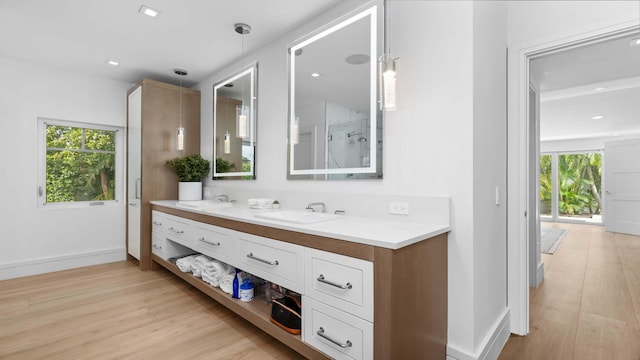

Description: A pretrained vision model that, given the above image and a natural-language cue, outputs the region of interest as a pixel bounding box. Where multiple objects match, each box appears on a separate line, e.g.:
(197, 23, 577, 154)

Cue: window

(539, 151, 603, 224)
(38, 118, 123, 207)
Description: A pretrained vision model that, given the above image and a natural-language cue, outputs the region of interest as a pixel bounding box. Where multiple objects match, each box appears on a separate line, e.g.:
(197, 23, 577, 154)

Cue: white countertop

(150, 200, 450, 250)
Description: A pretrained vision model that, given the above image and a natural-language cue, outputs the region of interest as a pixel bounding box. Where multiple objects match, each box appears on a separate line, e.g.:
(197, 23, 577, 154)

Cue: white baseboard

(535, 262, 545, 287)
(447, 308, 511, 360)
(0, 248, 126, 280)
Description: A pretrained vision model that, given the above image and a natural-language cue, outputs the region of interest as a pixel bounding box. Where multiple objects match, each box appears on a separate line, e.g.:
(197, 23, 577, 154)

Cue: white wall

(0, 56, 131, 279)
(471, 2, 509, 358)
(197, 1, 508, 358)
(506, 0, 640, 335)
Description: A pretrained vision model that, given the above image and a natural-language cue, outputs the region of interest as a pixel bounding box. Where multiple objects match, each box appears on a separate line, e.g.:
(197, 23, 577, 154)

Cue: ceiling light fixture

(345, 53, 370, 65)
(630, 38, 640, 47)
(592, 87, 606, 91)
(592, 115, 604, 120)
(311, 72, 320, 78)
(139, 5, 160, 18)
(379, 0, 398, 111)
(174, 68, 188, 151)
(224, 131, 231, 154)
(234, 23, 251, 140)
(106, 59, 119, 66)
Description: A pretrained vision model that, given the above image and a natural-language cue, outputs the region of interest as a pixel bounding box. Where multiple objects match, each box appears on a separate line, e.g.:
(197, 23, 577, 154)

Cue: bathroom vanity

(150, 200, 449, 360)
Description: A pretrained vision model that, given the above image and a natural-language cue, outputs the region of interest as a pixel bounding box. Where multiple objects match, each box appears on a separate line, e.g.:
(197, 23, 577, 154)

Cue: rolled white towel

(219, 273, 235, 294)
(176, 254, 197, 273)
(204, 259, 225, 273)
(191, 255, 211, 278)
(202, 272, 216, 286)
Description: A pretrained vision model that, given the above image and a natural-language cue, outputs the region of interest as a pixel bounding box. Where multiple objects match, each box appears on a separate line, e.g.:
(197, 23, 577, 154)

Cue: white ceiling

(531, 33, 640, 141)
(0, 0, 343, 87)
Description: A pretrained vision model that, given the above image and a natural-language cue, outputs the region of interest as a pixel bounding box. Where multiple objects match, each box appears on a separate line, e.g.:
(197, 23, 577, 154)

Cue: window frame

(37, 117, 124, 209)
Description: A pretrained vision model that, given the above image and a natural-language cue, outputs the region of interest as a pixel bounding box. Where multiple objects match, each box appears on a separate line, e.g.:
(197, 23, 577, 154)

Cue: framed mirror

(288, 5, 382, 180)
(213, 63, 257, 179)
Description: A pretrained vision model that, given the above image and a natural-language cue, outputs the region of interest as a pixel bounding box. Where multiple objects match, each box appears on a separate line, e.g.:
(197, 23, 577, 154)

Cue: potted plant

(165, 154, 211, 200)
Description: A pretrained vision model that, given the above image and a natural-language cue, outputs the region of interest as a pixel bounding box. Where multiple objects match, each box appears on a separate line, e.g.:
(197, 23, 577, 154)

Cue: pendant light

(379, 0, 397, 111)
(234, 23, 251, 139)
(292, 117, 299, 145)
(224, 131, 231, 154)
(174, 68, 188, 150)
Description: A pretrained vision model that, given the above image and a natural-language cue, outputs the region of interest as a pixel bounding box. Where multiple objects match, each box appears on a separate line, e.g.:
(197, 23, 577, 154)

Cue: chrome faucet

(305, 202, 326, 213)
(215, 194, 229, 202)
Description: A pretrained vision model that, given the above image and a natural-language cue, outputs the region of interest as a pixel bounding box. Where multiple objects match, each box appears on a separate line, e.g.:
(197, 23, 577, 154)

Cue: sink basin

(175, 200, 233, 211)
(254, 210, 345, 224)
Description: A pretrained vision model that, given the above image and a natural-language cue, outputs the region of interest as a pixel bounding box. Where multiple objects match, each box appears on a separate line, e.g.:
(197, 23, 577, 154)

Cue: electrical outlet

(203, 188, 212, 199)
(389, 202, 409, 215)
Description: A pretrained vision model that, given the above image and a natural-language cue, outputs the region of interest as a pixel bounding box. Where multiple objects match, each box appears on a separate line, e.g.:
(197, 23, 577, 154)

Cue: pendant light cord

(384, 0, 391, 57)
(241, 30, 245, 108)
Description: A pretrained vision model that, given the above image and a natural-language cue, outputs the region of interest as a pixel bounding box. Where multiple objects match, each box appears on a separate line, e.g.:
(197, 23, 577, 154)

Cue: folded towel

(176, 254, 198, 273)
(191, 255, 211, 278)
(203, 260, 235, 287)
(248, 198, 276, 209)
(219, 274, 235, 294)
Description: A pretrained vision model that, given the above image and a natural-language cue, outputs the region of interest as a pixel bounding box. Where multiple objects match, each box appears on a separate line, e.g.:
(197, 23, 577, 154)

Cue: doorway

(510, 25, 640, 336)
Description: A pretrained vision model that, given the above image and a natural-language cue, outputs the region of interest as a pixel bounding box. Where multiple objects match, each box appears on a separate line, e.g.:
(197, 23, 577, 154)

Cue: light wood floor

(4, 225, 639, 360)
(500, 223, 640, 360)
(0, 261, 303, 360)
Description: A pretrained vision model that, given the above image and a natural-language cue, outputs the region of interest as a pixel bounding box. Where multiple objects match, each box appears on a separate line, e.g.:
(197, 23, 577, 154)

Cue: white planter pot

(178, 182, 202, 201)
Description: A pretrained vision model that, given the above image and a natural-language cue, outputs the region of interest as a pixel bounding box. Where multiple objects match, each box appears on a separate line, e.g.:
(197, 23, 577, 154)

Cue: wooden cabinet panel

(127, 79, 201, 270)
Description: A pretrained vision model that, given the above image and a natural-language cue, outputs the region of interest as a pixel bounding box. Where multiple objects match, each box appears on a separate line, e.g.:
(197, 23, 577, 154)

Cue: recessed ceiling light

(592, 115, 604, 120)
(311, 73, 321, 78)
(592, 87, 606, 91)
(139, 5, 161, 18)
(345, 53, 370, 65)
(106, 59, 119, 66)
(630, 38, 640, 47)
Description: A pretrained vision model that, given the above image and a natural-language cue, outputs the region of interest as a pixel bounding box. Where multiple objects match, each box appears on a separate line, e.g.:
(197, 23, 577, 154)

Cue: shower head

(347, 131, 367, 143)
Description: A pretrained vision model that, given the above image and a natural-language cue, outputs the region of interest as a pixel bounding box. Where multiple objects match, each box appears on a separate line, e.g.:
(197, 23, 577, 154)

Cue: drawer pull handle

(169, 227, 184, 234)
(246, 252, 279, 266)
(199, 238, 221, 246)
(317, 275, 352, 289)
(153, 221, 162, 226)
(317, 327, 352, 348)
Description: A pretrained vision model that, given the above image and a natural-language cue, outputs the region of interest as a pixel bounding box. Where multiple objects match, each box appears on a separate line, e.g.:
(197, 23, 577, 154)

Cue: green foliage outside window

(45, 125, 116, 203)
(539, 153, 602, 217)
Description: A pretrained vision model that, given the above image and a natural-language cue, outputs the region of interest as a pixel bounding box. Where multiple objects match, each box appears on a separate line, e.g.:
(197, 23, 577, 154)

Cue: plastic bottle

(232, 269, 241, 299)
(239, 278, 254, 302)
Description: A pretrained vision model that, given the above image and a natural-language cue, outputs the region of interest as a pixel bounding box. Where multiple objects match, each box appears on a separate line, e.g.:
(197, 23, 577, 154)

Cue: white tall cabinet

(127, 87, 142, 260)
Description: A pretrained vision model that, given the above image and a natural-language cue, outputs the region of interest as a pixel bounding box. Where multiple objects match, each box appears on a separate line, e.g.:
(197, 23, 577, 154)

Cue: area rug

(541, 228, 568, 254)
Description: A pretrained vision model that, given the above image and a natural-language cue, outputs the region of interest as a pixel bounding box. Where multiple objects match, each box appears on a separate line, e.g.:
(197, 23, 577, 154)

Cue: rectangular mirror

(288, 5, 382, 180)
(213, 63, 257, 179)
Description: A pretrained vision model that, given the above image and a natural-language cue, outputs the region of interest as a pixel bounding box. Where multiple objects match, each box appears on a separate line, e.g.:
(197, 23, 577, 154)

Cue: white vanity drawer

(163, 215, 193, 248)
(192, 223, 236, 264)
(305, 248, 374, 322)
(151, 210, 167, 234)
(303, 297, 373, 360)
(152, 234, 194, 260)
(236, 233, 304, 294)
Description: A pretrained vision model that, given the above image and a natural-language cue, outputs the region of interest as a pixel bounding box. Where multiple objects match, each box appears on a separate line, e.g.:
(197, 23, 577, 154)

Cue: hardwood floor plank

(0, 262, 302, 360)
(573, 311, 640, 360)
(501, 223, 640, 359)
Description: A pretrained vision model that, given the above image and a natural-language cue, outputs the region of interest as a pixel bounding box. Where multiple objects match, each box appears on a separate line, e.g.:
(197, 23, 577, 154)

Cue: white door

(127, 87, 142, 259)
(528, 84, 542, 287)
(604, 138, 640, 235)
